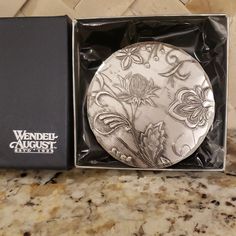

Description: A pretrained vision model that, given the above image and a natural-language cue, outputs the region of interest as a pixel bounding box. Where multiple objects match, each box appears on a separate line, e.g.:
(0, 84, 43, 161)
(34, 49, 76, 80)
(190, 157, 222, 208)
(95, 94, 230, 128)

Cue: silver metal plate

(87, 42, 215, 168)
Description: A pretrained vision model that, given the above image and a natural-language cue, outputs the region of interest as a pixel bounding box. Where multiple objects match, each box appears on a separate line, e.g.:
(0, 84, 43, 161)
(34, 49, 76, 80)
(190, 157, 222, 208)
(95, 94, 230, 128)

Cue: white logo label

(9, 130, 58, 154)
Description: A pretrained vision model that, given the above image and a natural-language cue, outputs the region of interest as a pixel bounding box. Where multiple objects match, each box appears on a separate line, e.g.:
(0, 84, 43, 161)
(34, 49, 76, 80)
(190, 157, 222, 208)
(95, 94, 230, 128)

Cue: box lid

(0, 16, 73, 169)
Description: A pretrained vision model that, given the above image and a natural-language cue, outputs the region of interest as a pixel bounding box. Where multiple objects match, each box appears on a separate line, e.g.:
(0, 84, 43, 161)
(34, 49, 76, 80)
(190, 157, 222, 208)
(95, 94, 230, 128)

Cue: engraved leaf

(95, 91, 115, 107)
(122, 56, 132, 70)
(144, 98, 157, 107)
(131, 54, 143, 64)
(114, 73, 132, 92)
(159, 156, 172, 167)
(159, 61, 190, 80)
(94, 112, 131, 135)
(139, 121, 166, 166)
(95, 74, 104, 89)
(159, 60, 194, 87)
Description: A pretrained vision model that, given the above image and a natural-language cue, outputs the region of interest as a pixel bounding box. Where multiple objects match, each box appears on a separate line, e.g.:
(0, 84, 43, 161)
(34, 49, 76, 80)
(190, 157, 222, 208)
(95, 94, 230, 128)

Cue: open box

(73, 15, 229, 171)
(0, 15, 229, 171)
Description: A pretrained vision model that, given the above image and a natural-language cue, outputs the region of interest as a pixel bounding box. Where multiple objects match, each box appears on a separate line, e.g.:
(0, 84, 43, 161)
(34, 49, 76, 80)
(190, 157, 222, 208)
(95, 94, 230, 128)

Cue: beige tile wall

(1, 0, 188, 17)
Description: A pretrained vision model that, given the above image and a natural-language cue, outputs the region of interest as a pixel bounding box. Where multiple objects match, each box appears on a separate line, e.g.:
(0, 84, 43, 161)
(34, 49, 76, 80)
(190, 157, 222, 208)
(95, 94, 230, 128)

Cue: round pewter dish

(87, 42, 215, 169)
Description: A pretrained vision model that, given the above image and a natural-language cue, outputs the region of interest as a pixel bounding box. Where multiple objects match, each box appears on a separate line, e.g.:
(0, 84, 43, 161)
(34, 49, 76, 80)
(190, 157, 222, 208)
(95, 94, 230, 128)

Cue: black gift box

(0, 16, 73, 169)
(73, 15, 228, 170)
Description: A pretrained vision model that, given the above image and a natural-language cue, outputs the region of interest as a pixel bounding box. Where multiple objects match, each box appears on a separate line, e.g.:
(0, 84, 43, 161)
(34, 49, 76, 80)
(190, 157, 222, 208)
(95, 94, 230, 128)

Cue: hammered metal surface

(87, 42, 215, 168)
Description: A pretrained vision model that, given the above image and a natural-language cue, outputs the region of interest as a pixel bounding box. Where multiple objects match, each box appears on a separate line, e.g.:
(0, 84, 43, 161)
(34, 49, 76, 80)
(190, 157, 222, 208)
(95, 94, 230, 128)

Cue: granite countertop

(0, 163, 236, 235)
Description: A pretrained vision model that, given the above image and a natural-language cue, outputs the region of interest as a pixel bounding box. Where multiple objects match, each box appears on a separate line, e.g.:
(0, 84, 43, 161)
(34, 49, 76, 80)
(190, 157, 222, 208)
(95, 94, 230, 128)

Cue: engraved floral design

(116, 47, 143, 70)
(141, 43, 165, 68)
(159, 48, 194, 87)
(111, 147, 133, 163)
(114, 72, 160, 107)
(139, 122, 171, 167)
(169, 86, 214, 129)
(159, 60, 191, 87)
(94, 112, 131, 135)
(87, 42, 215, 169)
(89, 70, 170, 168)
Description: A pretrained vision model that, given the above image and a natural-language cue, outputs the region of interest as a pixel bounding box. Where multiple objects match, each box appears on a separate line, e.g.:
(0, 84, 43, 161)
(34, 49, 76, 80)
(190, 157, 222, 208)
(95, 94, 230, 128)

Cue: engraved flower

(139, 121, 170, 167)
(115, 73, 160, 107)
(129, 73, 149, 98)
(169, 86, 214, 128)
(116, 47, 143, 70)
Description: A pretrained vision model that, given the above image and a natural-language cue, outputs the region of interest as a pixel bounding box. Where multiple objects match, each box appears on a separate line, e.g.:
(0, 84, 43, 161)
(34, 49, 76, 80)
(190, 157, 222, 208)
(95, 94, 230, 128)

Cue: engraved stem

(117, 137, 138, 157)
(103, 83, 131, 120)
(129, 103, 155, 167)
(130, 103, 138, 124)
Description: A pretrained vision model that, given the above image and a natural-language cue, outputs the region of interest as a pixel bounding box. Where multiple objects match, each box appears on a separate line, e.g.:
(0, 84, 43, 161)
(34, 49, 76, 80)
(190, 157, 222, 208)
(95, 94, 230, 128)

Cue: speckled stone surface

(0, 167, 236, 236)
